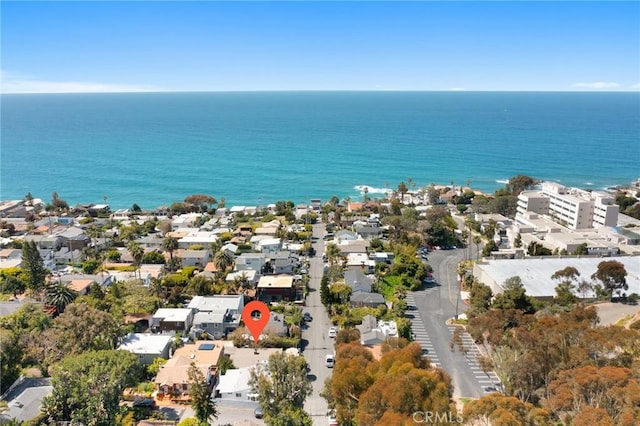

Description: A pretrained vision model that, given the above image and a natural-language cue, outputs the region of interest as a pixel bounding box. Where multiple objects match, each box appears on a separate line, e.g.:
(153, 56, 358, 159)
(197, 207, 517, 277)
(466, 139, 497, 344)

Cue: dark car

(132, 398, 156, 409)
(303, 312, 313, 322)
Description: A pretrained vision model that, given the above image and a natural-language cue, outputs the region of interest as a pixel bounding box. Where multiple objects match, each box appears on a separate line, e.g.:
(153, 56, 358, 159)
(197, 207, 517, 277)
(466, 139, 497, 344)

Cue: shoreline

(2, 178, 637, 213)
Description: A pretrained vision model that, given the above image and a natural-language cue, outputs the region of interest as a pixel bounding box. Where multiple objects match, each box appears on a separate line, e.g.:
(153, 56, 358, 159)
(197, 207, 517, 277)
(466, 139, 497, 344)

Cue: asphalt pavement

(302, 222, 333, 426)
(407, 247, 501, 399)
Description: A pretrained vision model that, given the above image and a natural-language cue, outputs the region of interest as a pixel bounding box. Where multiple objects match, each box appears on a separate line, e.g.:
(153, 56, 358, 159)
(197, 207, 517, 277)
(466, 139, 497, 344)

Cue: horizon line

(3, 89, 640, 95)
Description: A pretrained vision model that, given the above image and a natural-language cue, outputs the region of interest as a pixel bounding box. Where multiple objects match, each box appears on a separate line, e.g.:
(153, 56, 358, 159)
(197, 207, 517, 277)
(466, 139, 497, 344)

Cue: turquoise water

(1, 92, 638, 209)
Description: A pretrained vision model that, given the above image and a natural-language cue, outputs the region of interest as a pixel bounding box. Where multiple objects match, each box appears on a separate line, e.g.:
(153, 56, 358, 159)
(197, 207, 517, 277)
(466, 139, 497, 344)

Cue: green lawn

(380, 275, 403, 299)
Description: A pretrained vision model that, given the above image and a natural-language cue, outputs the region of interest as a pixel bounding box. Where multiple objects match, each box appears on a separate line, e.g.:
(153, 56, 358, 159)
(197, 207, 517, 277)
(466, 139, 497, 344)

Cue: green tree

(41, 350, 142, 426)
(492, 276, 535, 314)
(82, 258, 101, 274)
(551, 266, 580, 306)
(188, 362, 218, 424)
(592, 260, 628, 300)
(468, 282, 493, 318)
(127, 241, 144, 279)
(162, 236, 179, 272)
(397, 182, 408, 204)
(213, 249, 234, 273)
(44, 281, 78, 314)
(184, 194, 217, 213)
(21, 240, 48, 298)
(249, 352, 312, 420)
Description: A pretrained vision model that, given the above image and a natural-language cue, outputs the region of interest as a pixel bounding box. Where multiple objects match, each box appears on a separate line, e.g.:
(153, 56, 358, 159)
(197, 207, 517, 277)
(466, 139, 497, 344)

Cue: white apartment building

(517, 182, 618, 230)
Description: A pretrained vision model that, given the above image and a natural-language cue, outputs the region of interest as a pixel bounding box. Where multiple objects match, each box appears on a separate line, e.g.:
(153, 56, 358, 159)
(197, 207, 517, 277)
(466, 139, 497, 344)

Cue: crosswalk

(406, 293, 501, 394)
(446, 325, 501, 391)
(405, 293, 440, 368)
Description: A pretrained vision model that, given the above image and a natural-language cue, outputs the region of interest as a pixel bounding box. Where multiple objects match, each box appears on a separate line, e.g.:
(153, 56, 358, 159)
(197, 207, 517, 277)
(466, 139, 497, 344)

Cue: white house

(118, 333, 173, 365)
(214, 367, 257, 401)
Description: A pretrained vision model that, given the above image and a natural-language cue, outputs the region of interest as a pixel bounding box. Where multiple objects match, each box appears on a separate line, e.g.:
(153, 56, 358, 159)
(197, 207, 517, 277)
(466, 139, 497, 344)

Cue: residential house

(335, 230, 359, 242)
(0, 249, 21, 270)
(263, 312, 289, 337)
(336, 240, 370, 257)
(257, 238, 281, 255)
(257, 275, 294, 302)
(118, 333, 173, 365)
(344, 268, 373, 293)
(188, 295, 244, 338)
(0, 377, 53, 423)
(154, 340, 224, 399)
(151, 308, 195, 334)
(22, 234, 62, 250)
(56, 226, 90, 250)
(171, 213, 203, 231)
(271, 250, 298, 274)
(225, 269, 258, 286)
(346, 253, 374, 273)
(214, 367, 257, 401)
(67, 278, 94, 296)
(178, 231, 219, 249)
(235, 253, 266, 273)
(220, 243, 238, 256)
(179, 249, 210, 268)
(349, 292, 386, 308)
(357, 315, 397, 344)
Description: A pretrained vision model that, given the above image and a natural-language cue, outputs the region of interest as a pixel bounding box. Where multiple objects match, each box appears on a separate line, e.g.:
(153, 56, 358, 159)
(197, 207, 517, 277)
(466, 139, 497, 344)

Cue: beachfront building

(516, 182, 619, 230)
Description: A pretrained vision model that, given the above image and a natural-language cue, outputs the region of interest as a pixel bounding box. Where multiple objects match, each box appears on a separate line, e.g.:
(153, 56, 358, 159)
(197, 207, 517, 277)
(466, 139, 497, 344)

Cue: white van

(325, 354, 335, 368)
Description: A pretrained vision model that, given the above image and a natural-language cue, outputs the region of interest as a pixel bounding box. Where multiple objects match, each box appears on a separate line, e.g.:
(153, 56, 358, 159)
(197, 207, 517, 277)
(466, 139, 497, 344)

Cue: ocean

(1, 91, 638, 210)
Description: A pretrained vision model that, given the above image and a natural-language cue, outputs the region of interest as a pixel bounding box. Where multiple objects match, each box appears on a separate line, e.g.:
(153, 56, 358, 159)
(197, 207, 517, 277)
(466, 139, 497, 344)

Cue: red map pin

(242, 301, 271, 344)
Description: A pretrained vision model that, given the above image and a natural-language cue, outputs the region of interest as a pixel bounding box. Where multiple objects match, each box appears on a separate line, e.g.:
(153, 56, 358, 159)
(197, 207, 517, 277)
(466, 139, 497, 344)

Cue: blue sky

(1, 1, 639, 92)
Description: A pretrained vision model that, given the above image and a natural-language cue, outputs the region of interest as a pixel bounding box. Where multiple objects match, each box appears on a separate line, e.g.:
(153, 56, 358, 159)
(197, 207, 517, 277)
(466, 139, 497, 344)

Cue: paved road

(302, 222, 333, 425)
(407, 247, 501, 399)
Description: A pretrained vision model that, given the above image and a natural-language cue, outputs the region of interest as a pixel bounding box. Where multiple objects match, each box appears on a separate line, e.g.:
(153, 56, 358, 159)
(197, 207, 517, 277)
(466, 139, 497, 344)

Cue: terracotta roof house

(154, 340, 224, 399)
(67, 279, 94, 295)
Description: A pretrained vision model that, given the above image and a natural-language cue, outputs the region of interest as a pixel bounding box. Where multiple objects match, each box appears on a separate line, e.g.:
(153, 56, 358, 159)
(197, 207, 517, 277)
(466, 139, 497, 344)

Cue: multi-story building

(517, 182, 618, 230)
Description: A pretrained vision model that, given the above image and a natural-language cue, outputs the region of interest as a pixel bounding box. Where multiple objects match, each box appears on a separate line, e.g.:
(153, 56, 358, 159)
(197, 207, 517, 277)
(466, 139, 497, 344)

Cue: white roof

(118, 333, 172, 355)
(153, 308, 193, 322)
(215, 368, 252, 394)
(477, 256, 640, 298)
(188, 295, 244, 313)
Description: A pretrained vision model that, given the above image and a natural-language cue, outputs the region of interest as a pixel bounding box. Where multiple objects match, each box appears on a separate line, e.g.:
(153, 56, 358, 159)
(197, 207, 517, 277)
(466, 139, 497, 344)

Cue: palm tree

(473, 235, 482, 261)
(325, 243, 342, 266)
(397, 182, 408, 204)
(162, 236, 179, 272)
(213, 250, 233, 274)
(45, 281, 78, 314)
(127, 241, 144, 279)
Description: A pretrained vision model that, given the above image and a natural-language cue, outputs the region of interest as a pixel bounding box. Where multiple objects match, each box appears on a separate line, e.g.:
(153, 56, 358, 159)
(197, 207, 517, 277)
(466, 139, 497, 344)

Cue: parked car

(303, 312, 313, 322)
(132, 398, 156, 409)
(254, 406, 264, 419)
(325, 353, 335, 368)
(328, 326, 337, 338)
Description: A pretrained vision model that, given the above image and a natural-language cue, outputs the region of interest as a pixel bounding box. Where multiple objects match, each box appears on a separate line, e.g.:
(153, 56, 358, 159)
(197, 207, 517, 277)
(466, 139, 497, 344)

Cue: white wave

(354, 185, 392, 195)
(495, 179, 509, 185)
(585, 182, 594, 186)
